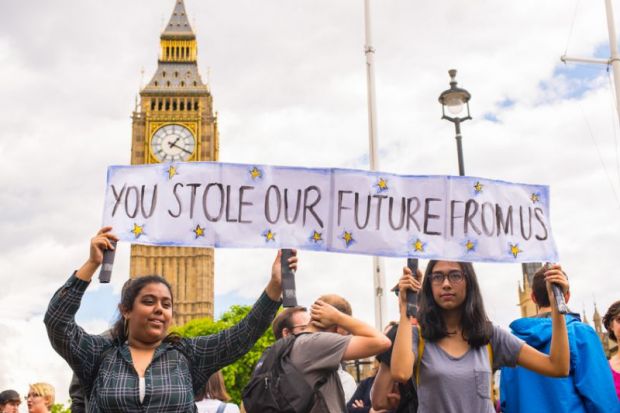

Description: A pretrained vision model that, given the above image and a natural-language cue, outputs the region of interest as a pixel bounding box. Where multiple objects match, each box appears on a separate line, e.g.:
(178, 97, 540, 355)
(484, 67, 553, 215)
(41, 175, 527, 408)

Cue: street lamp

(438, 69, 472, 176)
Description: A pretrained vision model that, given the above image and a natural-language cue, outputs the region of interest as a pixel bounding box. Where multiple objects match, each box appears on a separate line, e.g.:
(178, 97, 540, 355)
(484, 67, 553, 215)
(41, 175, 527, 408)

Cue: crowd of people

(0, 384, 57, 413)
(2, 226, 619, 412)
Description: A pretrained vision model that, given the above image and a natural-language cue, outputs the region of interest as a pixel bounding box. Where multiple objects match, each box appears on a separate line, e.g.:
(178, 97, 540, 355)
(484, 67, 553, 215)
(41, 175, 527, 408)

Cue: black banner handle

(98, 240, 117, 283)
(281, 249, 298, 307)
(406, 258, 419, 318)
(544, 262, 568, 314)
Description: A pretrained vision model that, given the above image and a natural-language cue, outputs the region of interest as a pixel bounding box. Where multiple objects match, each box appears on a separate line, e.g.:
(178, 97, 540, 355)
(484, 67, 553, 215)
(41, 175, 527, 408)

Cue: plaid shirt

(45, 274, 280, 413)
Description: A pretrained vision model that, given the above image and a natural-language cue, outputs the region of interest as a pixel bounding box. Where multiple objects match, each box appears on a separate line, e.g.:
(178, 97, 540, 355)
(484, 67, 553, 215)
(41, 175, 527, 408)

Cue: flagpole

(364, 0, 387, 330)
(561, 0, 620, 128)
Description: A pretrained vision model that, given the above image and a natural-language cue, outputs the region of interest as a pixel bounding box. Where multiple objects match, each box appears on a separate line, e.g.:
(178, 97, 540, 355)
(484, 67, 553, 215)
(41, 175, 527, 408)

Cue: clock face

(150, 124, 196, 162)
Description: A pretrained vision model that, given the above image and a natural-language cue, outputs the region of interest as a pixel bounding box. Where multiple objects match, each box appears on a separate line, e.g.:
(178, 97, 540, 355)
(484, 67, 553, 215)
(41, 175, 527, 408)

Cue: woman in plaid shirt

(45, 227, 295, 412)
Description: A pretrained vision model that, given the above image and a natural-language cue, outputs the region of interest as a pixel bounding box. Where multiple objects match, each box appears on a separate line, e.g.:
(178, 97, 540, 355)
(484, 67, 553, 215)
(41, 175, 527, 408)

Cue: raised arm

(391, 267, 421, 382)
(44, 227, 117, 383)
(186, 250, 295, 379)
(516, 264, 570, 377)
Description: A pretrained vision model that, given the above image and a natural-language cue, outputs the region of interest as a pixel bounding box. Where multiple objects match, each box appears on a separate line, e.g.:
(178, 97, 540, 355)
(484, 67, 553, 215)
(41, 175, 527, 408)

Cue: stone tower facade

(517, 263, 539, 318)
(129, 0, 218, 326)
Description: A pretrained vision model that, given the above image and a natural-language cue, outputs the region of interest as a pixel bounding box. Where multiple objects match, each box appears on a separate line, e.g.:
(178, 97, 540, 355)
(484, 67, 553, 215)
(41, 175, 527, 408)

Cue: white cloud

(1, 0, 619, 401)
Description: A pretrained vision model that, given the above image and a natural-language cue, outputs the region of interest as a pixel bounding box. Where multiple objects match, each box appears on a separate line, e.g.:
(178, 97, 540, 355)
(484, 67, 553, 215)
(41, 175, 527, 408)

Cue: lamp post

(438, 69, 472, 176)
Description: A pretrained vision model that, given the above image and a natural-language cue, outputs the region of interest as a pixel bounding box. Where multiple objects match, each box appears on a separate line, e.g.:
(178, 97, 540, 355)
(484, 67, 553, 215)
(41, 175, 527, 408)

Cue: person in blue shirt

(500, 265, 619, 413)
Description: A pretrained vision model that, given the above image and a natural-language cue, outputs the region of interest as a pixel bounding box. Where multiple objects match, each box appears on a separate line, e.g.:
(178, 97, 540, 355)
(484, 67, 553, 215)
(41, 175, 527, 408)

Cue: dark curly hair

(112, 275, 181, 344)
(417, 260, 493, 348)
(603, 300, 620, 342)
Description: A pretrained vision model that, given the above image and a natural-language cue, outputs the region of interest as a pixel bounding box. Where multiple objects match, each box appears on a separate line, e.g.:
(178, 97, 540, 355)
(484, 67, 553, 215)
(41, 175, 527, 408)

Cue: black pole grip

(552, 284, 569, 314)
(544, 262, 569, 314)
(98, 240, 117, 283)
(281, 249, 298, 307)
(406, 258, 419, 318)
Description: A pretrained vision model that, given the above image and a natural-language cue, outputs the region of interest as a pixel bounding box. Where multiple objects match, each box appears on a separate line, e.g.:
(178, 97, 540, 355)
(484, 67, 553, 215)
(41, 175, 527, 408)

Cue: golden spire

(593, 302, 603, 335)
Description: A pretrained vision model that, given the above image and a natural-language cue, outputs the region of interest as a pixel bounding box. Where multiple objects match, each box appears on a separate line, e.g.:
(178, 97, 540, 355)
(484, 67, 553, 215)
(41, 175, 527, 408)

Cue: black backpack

(242, 333, 329, 413)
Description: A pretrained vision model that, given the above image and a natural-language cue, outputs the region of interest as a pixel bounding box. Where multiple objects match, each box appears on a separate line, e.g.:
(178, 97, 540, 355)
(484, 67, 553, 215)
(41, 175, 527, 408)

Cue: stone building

(129, 0, 218, 325)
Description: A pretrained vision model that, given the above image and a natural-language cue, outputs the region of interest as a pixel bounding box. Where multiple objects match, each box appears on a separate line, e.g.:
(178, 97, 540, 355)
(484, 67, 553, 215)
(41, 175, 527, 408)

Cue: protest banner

(102, 161, 558, 263)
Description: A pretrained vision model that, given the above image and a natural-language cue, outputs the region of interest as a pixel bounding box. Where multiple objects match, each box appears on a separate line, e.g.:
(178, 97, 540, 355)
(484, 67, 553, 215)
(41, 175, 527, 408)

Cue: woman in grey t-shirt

(372, 260, 569, 413)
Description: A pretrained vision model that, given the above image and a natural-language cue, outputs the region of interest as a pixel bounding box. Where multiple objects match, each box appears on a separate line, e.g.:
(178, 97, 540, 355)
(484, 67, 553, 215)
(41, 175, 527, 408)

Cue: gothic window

(173, 100, 177, 110)
(151, 100, 155, 111)
(166, 81, 171, 87)
(180, 81, 185, 87)
(158, 100, 163, 111)
(174, 71, 179, 78)
(154, 81, 158, 86)
(162, 71, 166, 77)
(165, 99, 170, 110)
(193, 81, 197, 86)
(187, 101, 192, 111)
(180, 101, 185, 111)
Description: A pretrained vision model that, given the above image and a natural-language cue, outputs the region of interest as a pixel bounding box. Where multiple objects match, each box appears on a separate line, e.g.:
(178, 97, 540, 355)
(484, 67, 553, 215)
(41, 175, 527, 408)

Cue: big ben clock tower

(130, 0, 217, 325)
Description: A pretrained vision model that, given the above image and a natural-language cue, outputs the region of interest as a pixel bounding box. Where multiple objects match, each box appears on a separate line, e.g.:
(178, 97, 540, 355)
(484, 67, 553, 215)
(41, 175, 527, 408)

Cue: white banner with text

(102, 161, 558, 263)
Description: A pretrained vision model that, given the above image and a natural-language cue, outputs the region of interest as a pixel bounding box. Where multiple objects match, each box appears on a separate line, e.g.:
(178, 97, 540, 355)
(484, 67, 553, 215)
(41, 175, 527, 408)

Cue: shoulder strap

(486, 343, 494, 400)
(415, 324, 425, 386)
(215, 402, 226, 413)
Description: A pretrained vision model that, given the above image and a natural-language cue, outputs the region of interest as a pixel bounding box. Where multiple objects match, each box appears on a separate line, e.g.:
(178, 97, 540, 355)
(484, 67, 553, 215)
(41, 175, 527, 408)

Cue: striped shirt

(45, 273, 280, 413)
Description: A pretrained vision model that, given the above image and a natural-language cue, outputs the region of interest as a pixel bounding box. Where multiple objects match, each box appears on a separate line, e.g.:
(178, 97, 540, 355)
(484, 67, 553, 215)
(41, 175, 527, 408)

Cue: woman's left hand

(544, 263, 569, 301)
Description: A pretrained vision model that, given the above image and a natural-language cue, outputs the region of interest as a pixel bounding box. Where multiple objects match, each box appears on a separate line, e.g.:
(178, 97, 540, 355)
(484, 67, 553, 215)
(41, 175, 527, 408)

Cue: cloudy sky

(2, 0, 620, 405)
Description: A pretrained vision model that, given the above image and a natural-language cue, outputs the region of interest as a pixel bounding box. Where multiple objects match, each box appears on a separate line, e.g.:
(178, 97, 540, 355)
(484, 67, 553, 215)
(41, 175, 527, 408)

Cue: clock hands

(168, 136, 181, 147)
(167, 138, 193, 155)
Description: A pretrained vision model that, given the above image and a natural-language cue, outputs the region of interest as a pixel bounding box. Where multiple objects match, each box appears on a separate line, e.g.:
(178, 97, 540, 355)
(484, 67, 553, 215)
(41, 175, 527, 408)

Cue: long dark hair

(417, 260, 492, 348)
(111, 275, 181, 344)
(195, 370, 231, 402)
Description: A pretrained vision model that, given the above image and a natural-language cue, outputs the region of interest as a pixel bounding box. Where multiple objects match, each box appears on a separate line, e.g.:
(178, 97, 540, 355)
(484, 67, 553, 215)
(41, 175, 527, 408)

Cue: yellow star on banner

(465, 240, 476, 252)
(474, 181, 484, 194)
(311, 231, 323, 243)
(193, 225, 205, 239)
(377, 177, 388, 191)
(131, 223, 144, 238)
(249, 167, 262, 180)
(342, 231, 354, 247)
(167, 165, 178, 179)
(509, 243, 522, 258)
(413, 238, 425, 252)
(530, 193, 540, 203)
(263, 229, 276, 242)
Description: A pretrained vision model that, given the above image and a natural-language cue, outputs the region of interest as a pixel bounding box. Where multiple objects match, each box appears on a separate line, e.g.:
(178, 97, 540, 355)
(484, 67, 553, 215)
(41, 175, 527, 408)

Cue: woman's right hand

(88, 227, 118, 266)
(397, 266, 422, 312)
(76, 227, 118, 282)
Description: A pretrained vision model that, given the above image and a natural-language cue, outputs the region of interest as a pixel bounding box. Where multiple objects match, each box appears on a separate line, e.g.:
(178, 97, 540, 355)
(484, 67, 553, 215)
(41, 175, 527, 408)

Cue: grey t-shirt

(289, 332, 352, 413)
(414, 325, 524, 413)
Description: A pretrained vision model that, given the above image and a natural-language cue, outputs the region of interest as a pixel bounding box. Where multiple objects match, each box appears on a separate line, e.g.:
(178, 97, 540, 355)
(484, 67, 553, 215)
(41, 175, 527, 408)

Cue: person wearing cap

(0, 389, 21, 413)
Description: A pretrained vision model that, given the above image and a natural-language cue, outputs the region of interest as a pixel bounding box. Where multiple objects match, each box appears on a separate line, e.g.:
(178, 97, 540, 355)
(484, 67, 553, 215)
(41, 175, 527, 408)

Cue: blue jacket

(500, 313, 619, 413)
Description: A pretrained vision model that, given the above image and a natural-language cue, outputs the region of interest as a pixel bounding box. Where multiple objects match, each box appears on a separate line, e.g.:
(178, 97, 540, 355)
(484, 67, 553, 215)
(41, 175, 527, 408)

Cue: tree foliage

(174, 305, 275, 404)
(51, 401, 71, 413)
